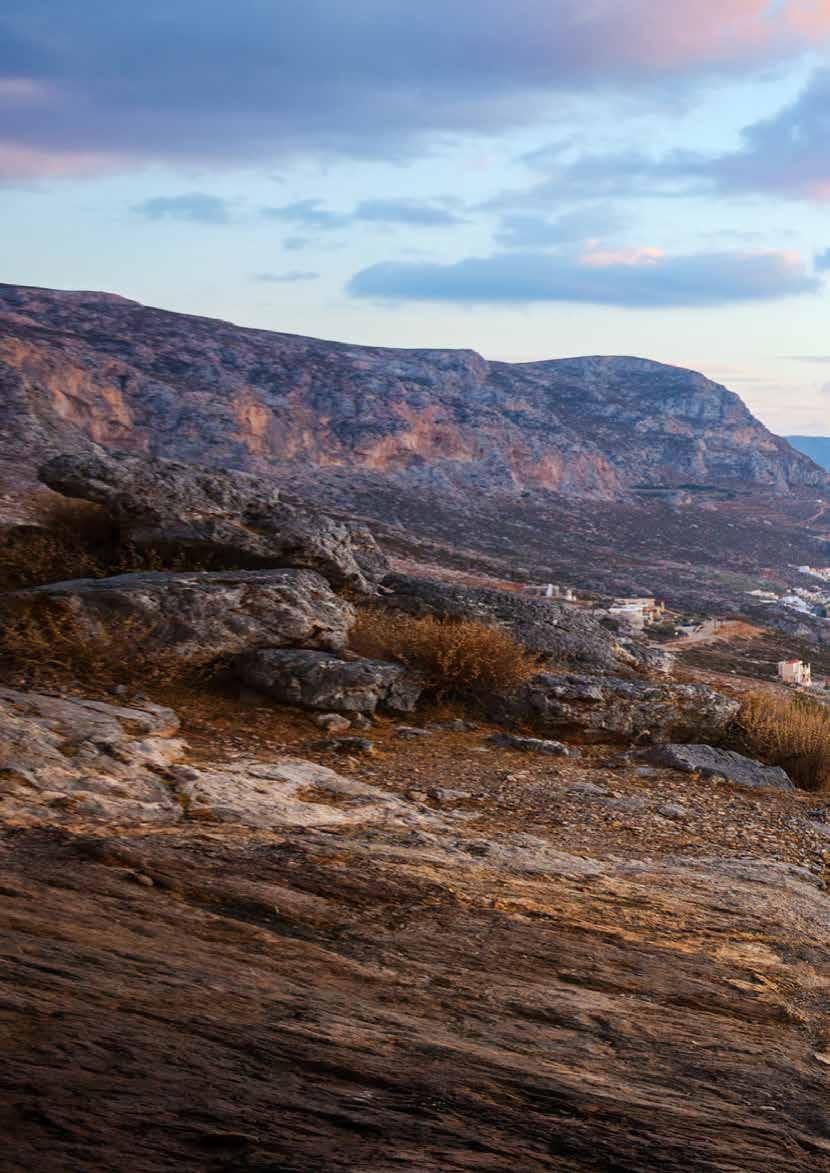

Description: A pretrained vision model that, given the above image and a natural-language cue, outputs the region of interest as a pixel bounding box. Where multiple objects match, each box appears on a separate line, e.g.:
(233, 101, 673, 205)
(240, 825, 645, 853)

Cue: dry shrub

(0, 528, 103, 591)
(0, 599, 209, 691)
(736, 690, 830, 791)
(30, 491, 116, 545)
(0, 492, 233, 589)
(350, 607, 538, 699)
(0, 493, 115, 590)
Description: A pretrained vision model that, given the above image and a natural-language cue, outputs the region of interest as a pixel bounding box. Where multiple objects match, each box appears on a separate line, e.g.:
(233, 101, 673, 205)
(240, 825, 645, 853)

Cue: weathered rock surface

(18, 568, 354, 658)
(0, 688, 184, 824)
(489, 732, 577, 756)
(234, 647, 422, 714)
(3, 797, 830, 1170)
(178, 757, 432, 829)
(643, 743, 795, 791)
(39, 450, 383, 590)
(491, 672, 740, 743)
(380, 573, 655, 672)
(2, 283, 823, 498)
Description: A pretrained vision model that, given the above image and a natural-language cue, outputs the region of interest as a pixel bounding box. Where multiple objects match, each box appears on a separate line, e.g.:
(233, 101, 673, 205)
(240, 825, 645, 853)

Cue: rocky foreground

(4, 691, 830, 1172)
(2, 451, 830, 1170)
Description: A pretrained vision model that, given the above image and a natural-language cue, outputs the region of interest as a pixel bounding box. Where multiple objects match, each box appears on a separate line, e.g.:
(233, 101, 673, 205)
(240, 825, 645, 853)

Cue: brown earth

(3, 690, 830, 1171)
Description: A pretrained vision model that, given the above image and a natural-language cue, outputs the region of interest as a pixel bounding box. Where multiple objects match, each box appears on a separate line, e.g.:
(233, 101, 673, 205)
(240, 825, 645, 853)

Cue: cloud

(0, 1, 828, 179)
(498, 68, 830, 205)
(494, 205, 626, 248)
(352, 199, 465, 226)
(815, 248, 830, 271)
(261, 197, 465, 232)
(347, 246, 819, 307)
(132, 193, 232, 224)
(253, 270, 320, 283)
(261, 200, 350, 231)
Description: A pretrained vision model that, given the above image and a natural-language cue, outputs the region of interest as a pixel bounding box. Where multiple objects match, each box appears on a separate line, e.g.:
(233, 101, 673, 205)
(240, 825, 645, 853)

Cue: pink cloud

(566, 0, 830, 69)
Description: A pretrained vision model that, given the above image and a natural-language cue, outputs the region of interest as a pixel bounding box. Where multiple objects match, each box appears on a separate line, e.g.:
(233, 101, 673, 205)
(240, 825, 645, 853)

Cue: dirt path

(666, 618, 762, 649)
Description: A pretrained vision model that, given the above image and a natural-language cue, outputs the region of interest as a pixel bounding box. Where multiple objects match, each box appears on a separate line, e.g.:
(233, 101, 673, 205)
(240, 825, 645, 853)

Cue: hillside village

(525, 582, 825, 693)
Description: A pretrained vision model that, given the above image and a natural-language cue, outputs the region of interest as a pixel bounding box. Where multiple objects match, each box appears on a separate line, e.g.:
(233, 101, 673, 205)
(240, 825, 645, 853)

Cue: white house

(778, 659, 812, 687)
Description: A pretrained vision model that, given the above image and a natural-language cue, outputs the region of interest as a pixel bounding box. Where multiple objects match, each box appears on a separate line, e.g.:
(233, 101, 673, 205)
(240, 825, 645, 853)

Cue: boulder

(489, 732, 576, 756)
(642, 744, 794, 791)
(234, 648, 422, 714)
(17, 568, 353, 659)
(39, 451, 385, 591)
(489, 672, 740, 744)
(175, 757, 436, 829)
(0, 688, 185, 825)
(379, 573, 662, 673)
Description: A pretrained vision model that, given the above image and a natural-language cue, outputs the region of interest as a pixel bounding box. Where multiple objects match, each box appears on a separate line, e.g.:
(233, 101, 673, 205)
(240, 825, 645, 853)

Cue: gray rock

(234, 648, 422, 715)
(565, 781, 611, 798)
(311, 736, 375, 755)
(642, 744, 794, 791)
(396, 726, 431, 739)
(489, 732, 576, 756)
(658, 802, 690, 821)
(177, 757, 425, 829)
(0, 688, 185, 825)
(313, 713, 352, 734)
(428, 787, 471, 803)
(40, 450, 384, 591)
(489, 672, 739, 745)
(18, 568, 353, 660)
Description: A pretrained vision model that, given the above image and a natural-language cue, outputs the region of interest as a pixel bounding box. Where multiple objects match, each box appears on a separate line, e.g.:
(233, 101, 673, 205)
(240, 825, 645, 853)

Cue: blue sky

(2, 1, 830, 433)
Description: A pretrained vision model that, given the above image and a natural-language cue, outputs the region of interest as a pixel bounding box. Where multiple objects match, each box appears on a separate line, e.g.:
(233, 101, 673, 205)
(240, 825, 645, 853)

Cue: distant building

(778, 659, 812, 687)
(608, 603, 646, 632)
(780, 593, 811, 613)
(612, 597, 665, 623)
(524, 583, 575, 601)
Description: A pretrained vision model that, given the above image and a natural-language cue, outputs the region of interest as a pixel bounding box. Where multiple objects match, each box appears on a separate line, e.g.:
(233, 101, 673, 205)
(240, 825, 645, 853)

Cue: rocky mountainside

(0, 281, 824, 499)
(3, 453, 830, 1170)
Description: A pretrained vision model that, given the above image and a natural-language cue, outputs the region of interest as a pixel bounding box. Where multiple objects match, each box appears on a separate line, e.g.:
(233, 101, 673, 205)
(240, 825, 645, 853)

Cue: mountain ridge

(0, 281, 824, 501)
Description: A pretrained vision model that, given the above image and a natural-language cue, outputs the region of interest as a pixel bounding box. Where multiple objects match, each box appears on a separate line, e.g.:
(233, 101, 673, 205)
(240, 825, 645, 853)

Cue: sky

(2, 1, 830, 434)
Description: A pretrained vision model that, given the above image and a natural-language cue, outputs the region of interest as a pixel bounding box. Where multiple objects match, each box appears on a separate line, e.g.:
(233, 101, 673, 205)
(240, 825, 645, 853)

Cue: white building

(608, 603, 646, 632)
(778, 659, 812, 687)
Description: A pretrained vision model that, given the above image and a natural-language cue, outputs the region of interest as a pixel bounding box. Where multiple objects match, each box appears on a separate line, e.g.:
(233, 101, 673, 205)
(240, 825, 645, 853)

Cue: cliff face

(0, 281, 824, 497)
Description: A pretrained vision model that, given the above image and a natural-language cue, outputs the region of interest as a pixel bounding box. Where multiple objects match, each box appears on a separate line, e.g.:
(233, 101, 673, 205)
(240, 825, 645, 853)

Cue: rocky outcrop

(18, 568, 354, 658)
(0, 688, 185, 824)
(643, 744, 794, 791)
(380, 573, 650, 672)
(39, 450, 383, 591)
(177, 757, 434, 829)
(489, 732, 576, 756)
(234, 648, 422, 714)
(0, 283, 823, 501)
(491, 672, 740, 743)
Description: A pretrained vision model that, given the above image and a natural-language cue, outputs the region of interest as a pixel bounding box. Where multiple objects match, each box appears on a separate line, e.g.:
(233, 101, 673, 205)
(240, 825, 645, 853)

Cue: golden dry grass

(350, 607, 539, 700)
(736, 689, 830, 792)
(0, 599, 209, 691)
(0, 491, 235, 590)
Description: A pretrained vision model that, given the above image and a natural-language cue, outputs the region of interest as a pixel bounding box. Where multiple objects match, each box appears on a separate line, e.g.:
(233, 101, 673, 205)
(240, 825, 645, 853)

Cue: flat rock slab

(643, 744, 794, 791)
(0, 688, 186, 825)
(234, 648, 421, 714)
(40, 450, 383, 590)
(491, 672, 740, 744)
(489, 732, 576, 756)
(20, 567, 354, 659)
(176, 757, 439, 829)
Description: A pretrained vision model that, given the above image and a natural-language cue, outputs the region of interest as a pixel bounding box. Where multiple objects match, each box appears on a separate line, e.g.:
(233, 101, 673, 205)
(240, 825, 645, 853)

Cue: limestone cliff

(0, 282, 823, 498)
